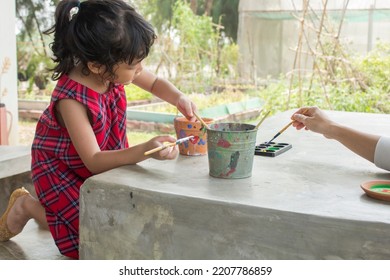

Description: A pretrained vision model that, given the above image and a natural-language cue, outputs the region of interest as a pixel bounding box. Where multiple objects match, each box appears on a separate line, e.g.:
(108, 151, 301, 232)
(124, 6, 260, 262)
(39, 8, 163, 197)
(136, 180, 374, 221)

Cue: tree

(135, 0, 239, 42)
(16, 0, 59, 56)
(16, 0, 59, 91)
(210, 0, 239, 42)
(146, 0, 238, 93)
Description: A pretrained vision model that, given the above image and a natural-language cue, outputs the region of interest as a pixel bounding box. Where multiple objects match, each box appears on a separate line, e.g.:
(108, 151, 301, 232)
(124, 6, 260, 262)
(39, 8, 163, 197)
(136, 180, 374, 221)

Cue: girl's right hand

(176, 95, 197, 122)
(145, 135, 179, 160)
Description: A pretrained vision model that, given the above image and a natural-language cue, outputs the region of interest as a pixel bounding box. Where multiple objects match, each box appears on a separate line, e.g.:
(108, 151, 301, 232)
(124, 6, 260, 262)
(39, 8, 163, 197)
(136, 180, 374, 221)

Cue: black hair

(44, 0, 156, 80)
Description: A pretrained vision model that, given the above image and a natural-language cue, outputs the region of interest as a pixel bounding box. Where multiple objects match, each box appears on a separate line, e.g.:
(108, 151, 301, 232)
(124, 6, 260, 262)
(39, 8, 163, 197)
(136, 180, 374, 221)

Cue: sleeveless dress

(31, 74, 129, 259)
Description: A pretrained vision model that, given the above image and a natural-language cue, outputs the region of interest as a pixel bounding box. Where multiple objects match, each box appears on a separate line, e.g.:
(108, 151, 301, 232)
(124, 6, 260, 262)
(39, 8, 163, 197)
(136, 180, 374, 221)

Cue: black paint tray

(255, 142, 292, 157)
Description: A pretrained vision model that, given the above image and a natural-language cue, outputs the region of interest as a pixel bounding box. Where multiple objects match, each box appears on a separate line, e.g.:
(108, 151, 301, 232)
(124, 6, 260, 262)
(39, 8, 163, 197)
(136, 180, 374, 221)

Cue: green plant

(127, 130, 164, 145)
(170, 0, 219, 89)
(16, 0, 58, 96)
(136, 0, 239, 43)
(124, 84, 153, 101)
(146, 0, 239, 94)
(254, 42, 390, 116)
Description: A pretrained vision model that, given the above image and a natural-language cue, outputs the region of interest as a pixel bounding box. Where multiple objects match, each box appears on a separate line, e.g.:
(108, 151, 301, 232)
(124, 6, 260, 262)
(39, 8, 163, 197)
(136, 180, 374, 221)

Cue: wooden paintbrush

(144, 135, 195, 156)
(265, 108, 309, 145)
(193, 111, 211, 130)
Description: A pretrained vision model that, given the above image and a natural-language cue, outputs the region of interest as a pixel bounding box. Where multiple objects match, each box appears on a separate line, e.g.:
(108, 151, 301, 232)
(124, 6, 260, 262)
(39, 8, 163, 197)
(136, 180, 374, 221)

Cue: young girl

(0, 0, 197, 259)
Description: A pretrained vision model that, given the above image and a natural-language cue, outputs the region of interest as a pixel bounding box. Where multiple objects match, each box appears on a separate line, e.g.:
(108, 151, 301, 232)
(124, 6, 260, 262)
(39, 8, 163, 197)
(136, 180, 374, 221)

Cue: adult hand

(291, 106, 336, 138)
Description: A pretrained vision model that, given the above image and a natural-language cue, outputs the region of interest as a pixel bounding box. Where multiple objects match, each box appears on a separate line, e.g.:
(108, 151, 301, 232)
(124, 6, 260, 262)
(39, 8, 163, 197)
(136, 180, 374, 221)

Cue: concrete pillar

(0, 0, 19, 145)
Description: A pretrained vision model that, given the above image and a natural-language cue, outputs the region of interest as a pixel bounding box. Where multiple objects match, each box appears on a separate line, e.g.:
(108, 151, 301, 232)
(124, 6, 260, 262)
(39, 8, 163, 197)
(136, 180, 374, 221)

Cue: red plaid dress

(31, 74, 129, 259)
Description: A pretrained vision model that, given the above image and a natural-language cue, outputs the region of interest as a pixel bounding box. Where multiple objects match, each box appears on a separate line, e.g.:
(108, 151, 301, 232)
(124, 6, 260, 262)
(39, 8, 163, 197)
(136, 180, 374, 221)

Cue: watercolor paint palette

(360, 180, 390, 202)
(255, 142, 292, 157)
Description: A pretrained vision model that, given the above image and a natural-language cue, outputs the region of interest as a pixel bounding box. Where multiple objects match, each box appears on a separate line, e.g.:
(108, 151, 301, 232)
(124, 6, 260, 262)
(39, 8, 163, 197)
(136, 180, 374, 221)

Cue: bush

(124, 84, 153, 101)
(255, 42, 390, 115)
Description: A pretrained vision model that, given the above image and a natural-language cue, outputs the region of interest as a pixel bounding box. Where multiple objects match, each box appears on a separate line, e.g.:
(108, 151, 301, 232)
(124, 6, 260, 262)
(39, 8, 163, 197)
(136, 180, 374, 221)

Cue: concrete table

(79, 110, 390, 259)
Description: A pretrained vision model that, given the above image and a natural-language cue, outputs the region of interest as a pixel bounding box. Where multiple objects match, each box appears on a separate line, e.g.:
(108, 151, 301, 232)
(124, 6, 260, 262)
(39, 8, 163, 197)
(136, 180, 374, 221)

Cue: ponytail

(44, 1, 81, 80)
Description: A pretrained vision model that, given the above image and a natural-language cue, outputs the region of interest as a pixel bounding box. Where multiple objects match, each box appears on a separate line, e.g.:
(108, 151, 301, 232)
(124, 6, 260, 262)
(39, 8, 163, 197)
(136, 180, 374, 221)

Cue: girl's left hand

(176, 95, 197, 122)
(146, 136, 179, 160)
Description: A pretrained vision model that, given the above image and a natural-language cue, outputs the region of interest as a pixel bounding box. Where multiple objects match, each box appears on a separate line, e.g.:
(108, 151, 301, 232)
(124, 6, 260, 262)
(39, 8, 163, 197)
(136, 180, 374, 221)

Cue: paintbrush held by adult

(144, 135, 195, 156)
(265, 108, 309, 144)
(193, 111, 211, 130)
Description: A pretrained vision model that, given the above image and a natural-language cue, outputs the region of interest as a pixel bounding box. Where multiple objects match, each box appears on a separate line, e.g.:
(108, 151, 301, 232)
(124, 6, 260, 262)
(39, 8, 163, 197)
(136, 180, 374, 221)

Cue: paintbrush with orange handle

(265, 108, 309, 145)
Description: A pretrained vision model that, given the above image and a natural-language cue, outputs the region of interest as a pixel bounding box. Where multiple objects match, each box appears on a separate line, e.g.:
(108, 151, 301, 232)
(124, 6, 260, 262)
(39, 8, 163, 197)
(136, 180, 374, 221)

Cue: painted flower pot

(207, 123, 257, 179)
(174, 116, 213, 156)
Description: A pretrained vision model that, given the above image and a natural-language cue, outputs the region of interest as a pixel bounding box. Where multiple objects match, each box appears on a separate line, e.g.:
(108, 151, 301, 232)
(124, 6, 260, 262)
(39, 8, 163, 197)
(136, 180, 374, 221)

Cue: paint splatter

(229, 151, 240, 169)
(220, 151, 240, 177)
(224, 168, 236, 177)
(217, 138, 231, 148)
(198, 138, 206, 145)
(178, 129, 186, 139)
(189, 135, 199, 144)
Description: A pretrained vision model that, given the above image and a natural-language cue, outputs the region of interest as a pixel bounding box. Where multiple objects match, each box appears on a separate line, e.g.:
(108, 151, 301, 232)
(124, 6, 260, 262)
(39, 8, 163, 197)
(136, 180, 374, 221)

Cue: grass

(127, 130, 168, 145)
(18, 120, 164, 146)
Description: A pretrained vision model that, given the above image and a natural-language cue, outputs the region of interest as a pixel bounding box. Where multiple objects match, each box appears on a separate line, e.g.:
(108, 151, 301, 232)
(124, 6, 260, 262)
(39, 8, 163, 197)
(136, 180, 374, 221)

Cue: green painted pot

(207, 123, 257, 179)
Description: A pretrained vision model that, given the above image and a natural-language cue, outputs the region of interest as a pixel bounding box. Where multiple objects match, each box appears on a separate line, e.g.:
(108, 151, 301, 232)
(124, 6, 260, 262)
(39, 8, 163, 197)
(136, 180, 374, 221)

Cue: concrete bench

(0, 145, 31, 178)
(0, 146, 32, 212)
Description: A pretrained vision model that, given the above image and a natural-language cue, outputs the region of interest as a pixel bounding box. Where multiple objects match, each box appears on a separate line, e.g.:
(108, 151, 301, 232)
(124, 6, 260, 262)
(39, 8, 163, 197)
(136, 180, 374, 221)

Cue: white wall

(0, 0, 18, 145)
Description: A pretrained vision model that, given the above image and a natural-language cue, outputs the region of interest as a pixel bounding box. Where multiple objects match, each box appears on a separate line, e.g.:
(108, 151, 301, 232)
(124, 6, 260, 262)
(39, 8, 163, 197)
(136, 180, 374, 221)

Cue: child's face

(112, 61, 143, 85)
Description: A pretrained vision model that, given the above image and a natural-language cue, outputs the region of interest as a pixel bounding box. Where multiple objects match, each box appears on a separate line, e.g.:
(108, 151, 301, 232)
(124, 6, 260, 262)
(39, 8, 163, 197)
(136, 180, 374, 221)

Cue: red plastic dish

(360, 180, 390, 202)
